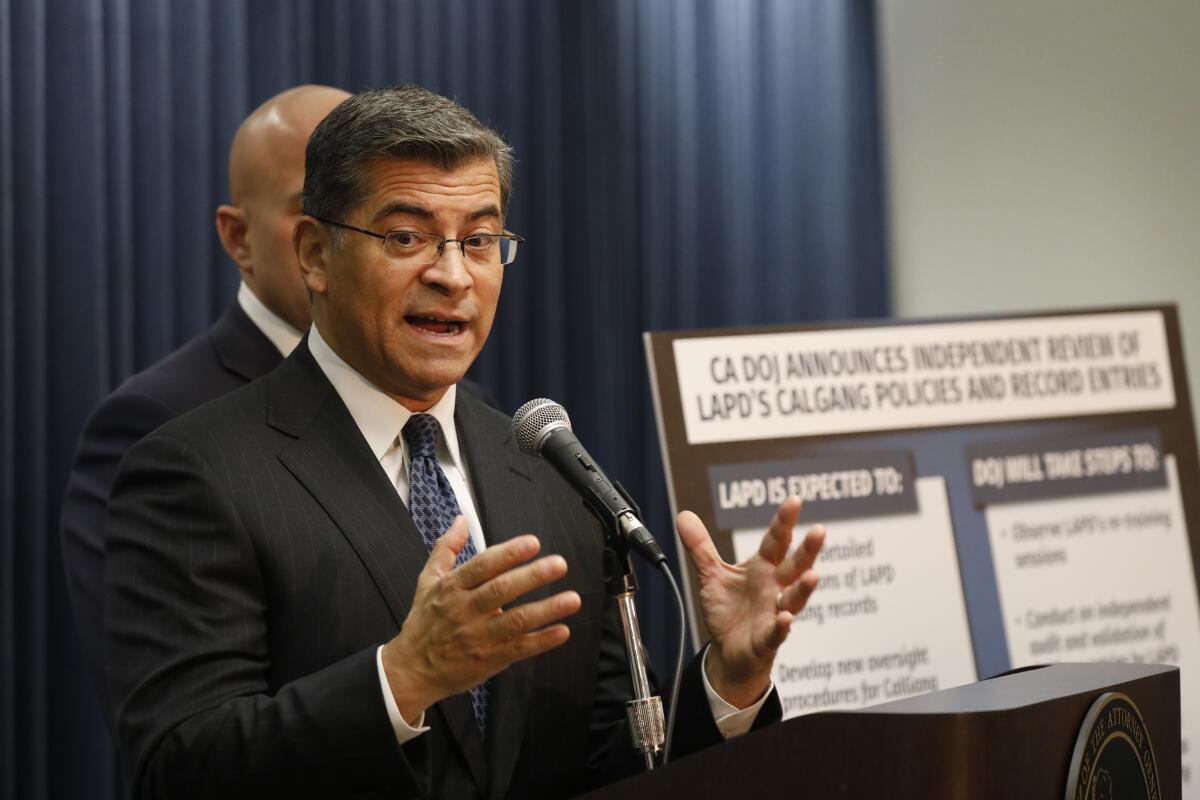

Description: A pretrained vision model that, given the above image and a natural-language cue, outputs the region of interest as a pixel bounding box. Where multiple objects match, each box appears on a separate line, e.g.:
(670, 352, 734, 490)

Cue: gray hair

(302, 85, 514, 236)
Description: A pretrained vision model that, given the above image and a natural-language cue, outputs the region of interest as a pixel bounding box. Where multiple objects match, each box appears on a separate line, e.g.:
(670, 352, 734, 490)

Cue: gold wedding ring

(775, 591, 785, 612)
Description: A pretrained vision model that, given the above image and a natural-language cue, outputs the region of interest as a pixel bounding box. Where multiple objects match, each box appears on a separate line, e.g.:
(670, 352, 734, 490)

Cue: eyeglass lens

(382, 231, 517, 266)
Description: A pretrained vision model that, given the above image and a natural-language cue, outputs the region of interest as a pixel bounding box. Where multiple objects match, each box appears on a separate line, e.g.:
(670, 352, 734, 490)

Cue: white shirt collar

(307, 322, 462, 466)
(237, 281, 304, 357)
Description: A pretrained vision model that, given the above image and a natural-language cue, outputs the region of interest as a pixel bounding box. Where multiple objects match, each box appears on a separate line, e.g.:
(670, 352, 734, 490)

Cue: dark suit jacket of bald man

(102, 339, 781, 799)
(60, 301, 500, 724)
(61, 302, 281, 717)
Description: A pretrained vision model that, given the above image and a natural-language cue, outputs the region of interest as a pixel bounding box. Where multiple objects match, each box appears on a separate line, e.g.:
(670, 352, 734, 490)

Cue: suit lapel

(269, 343, 489, 791)
(455, 395, 537, 798)
(210, 301, 286, 382)
(271, 343, 429, 626)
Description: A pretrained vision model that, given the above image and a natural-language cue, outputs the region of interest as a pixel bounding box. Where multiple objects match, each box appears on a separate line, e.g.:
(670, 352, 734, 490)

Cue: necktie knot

(402, 413, 442, 461)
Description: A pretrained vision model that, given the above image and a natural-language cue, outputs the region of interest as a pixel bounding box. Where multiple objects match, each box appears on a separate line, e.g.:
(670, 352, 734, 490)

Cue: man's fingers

(776, 524, 825, 584)
(765, 611, 793, 651)
(450, 533, 541, 590)
(504, 624, 571, 663)
(470, 555, 570, 614)
(487, 590, 581, 637)
(677, 510, 723, 572)
(778, 569, 820, 614)
(425, 517, 472, 576)
(757, 496, 803, 565)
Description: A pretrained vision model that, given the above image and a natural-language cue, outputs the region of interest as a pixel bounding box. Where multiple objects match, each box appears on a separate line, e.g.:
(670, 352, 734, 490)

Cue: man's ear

(215, 204, 253, 278)
(294, 216, 331, 296)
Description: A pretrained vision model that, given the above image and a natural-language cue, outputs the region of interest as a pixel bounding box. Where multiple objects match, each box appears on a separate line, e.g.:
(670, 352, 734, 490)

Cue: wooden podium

(580, 663, 1181, 799)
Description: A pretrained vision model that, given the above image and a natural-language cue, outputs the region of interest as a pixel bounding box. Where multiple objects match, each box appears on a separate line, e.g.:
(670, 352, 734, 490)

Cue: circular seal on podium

(1064, 692, 1161, 800)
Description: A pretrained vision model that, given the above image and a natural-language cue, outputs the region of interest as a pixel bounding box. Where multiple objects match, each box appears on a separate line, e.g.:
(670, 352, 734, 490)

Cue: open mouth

(406, 315, 466, 336)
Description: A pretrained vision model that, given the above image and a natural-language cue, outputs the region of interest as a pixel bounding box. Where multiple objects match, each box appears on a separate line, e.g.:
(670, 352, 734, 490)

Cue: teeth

(409, 316, 463, 334)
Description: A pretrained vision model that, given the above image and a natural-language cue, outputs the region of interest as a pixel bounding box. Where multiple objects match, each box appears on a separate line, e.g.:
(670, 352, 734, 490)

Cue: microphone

(512, 398, 666, 564)
(514, 397, 675, 766)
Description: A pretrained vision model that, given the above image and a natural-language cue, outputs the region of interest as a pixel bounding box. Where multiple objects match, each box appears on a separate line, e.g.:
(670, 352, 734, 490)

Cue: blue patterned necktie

(402, 413, 490, 738)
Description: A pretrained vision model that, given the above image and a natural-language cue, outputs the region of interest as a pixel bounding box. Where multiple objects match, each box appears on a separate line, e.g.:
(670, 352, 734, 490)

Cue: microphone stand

(512, 401, 680, 770)
(602, 506, 665, 771)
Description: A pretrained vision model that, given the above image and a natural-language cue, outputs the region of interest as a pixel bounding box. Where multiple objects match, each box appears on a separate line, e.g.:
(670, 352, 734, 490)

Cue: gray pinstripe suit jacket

(104, 338, 767, 799)
(62, 301, 504, 732)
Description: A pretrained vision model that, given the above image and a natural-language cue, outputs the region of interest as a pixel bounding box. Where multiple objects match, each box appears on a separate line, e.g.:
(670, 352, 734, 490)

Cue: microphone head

(512, 398, 572, 455)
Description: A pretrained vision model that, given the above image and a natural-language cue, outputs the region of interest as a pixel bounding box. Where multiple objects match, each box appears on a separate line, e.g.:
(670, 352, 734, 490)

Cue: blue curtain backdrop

(0, 0, 888, 796)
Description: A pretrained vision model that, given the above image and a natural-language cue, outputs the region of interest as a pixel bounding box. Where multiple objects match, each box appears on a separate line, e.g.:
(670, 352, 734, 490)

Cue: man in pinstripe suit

(104, 85, 825, 799)
(62, 85, 496, 730)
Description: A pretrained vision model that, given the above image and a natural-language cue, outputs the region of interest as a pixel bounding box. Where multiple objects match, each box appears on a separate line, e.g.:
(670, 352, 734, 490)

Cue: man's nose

(421, 242, 474, 293)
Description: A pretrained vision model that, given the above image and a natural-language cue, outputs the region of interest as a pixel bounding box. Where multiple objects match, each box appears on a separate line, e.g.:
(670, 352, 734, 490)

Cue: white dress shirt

(306, 323, 770, 747)
(236, 282, 304, 357)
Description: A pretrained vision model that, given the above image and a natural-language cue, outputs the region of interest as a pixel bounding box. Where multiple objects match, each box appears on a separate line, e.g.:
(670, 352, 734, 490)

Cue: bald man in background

(60, 85, 350, 717)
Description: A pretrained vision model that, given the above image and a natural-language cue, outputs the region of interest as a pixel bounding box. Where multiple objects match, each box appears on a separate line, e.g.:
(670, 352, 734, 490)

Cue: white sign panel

(987, 455, 1200, 790)
(673, 311, 1175, 444)
(733, 477, 977, 716)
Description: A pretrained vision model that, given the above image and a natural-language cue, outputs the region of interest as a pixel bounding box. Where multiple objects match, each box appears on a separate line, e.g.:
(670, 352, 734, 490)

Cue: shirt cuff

(701, 644, 774, 739)
(376, 645, 430, 745)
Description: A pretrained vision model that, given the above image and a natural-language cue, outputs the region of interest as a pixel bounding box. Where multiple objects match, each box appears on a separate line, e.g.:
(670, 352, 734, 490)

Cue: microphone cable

(656, 558, 686, 765)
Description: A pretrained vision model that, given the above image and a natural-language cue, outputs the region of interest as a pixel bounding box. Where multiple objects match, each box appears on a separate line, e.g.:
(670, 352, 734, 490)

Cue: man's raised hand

(381, 517, 580, 724)
(677, 496, 825, 709)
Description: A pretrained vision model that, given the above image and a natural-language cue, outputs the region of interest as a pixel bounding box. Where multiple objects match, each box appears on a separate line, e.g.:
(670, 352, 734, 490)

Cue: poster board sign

(645, 305, 1200, 795)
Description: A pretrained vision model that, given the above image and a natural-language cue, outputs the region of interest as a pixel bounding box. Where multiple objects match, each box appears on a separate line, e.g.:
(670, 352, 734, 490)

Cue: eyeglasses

(313, 217, 524, 267)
